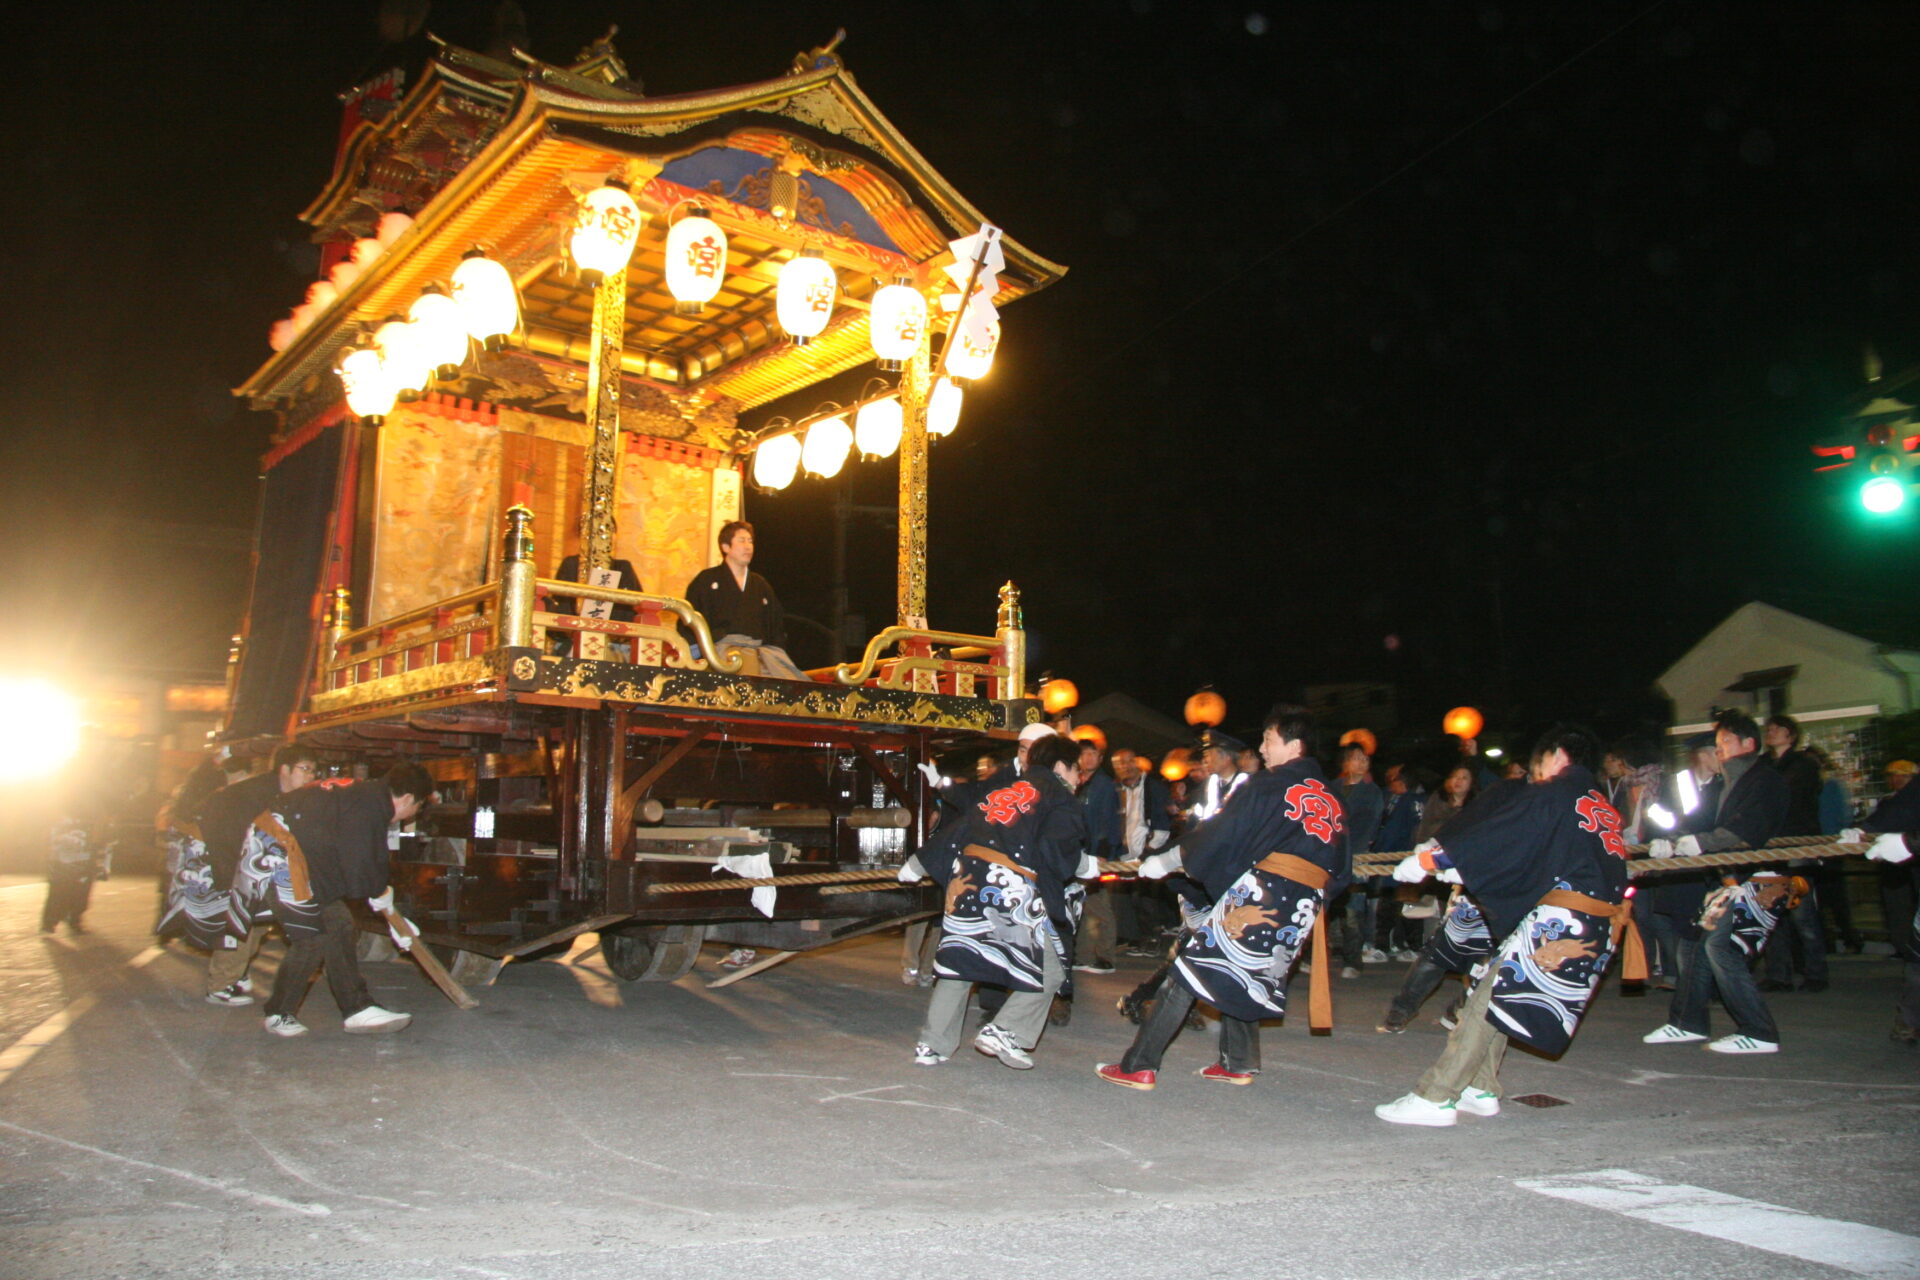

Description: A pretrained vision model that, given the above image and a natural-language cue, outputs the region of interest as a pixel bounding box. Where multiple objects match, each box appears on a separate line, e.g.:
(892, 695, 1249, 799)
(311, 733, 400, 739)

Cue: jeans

(1669, 907, 1779, 1043)
(1117, 978, 1259, 1075)
(1761, 890, 1829, 985)
(1638, 902, 1681, 981)
(1384, 950, 1454, 1027)
(264, 900, 373, 1020)
(1339, 885, 1378, 966)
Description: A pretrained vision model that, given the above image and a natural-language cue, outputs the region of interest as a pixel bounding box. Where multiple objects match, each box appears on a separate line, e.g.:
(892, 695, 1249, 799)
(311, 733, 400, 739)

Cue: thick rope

(644, 868, 906, 894)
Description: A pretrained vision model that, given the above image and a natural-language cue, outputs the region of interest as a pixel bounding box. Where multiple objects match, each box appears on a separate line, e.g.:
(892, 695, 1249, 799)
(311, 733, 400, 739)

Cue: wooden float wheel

(601, 923, 708, 982)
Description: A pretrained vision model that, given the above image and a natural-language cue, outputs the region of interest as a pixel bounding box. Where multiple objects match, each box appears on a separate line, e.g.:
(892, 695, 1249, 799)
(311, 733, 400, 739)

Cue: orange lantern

(1184, 689, 1226, 727)
(1041, 678, 1080, 715)
(1160, 748, 1192, 782)
(1069, 724, 1107, 752)
(1340, 728, 1378, 757)
(1443, 706, 1484, 741)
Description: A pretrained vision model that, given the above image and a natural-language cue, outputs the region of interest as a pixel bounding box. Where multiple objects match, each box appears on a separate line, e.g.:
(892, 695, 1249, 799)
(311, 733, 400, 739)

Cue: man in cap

(1186, 729, 1249, 825)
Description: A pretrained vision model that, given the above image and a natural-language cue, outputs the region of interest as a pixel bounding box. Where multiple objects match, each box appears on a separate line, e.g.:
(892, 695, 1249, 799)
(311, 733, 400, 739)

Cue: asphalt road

(3, 877, 1918, 1280)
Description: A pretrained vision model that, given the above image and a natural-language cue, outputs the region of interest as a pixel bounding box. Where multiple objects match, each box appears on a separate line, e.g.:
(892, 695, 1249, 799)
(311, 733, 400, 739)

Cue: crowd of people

(901, 705, 1920, 1123)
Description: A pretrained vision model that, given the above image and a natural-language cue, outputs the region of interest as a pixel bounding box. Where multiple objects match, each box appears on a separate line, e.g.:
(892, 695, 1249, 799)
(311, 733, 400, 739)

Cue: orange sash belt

(1254, 853, 1333, 1033)
(1541, 888, 1647, 983)
(963, 844, 1036, 881)
(257, 813, 314, 902)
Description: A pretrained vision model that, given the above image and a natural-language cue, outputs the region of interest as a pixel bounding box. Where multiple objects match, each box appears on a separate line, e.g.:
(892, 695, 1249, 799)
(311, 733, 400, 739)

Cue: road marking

(1518, 1168, 1920, 1279)
(0, 1118, 331, 1216)
(0, 994, 102, 1088)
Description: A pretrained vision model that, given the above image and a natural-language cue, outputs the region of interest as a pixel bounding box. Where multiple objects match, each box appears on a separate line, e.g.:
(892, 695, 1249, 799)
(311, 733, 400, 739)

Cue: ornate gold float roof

(236, 39, 1066, 422)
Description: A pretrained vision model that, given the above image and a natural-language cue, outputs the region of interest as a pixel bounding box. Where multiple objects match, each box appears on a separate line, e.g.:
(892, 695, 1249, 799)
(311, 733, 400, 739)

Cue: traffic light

(1811, 394, 1918, 517)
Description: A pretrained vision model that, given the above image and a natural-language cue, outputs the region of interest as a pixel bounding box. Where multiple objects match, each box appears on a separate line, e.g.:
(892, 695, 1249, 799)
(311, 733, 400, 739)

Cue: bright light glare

(1862, 476, 1907, 515)
(1484, 747, 1504, 758)
(1676, 769, 1700, 815)
(0, 679, 82, 781)
(1647, 803, 1676, 830)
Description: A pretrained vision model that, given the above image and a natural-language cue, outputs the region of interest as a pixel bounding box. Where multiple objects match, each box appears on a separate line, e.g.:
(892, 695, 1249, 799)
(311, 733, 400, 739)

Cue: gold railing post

(896, 338, 930, 624)
(995, 581, 1025, 701)
(316, 588, 350, 691)
(500, 505, 536, 649)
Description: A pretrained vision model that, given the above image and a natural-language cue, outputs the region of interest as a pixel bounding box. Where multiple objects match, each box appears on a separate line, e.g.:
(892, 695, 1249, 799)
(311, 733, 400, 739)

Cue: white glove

(1146, 829, 1170, 852)
(917, 761, 943, 787)
(1839, 827, 1866, 845)
(1137, 850, 1181, 880)
(386, 914, 415, 952)
(1414, 839, 1442, 856)
(1675, 835, 1701, 858)
(897, 855, 927, 883)
(1434, 867, 1463, 885)
(1075, 853, 1101, 880)
(1647, 839, 1675, 859)
(1867, 832, 1914, 864)
(1392, 854, 1428, 884)
(368, 888, 394, 914)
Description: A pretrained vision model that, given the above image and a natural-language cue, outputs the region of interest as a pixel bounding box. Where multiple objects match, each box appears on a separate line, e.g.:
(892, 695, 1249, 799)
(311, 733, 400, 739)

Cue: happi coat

(226, 779, 395, 942)
(1438, 765, 1631, 1054)
(918, 768, 1089, 994)
(1168, 756, 1350, 1023)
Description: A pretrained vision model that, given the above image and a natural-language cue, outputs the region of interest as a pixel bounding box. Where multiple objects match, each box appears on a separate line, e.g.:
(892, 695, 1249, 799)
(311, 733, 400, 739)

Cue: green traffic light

(1861, 475, 1908, 514)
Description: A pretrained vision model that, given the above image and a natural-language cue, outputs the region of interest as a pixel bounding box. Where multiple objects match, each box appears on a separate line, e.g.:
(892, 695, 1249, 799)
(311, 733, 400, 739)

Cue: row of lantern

(337, 248, 521, 420)
(748, 376, 964, 491)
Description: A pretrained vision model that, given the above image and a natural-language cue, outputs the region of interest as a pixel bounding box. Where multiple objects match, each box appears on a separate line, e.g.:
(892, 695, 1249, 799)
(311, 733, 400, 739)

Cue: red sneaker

(1095, 1062, 1156, 1091)
(1197, 1062, 1255, 1086)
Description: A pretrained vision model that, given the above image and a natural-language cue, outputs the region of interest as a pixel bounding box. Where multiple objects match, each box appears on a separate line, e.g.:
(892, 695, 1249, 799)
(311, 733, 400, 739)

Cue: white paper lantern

(868, 279, 927, 371)
(450, 250, 520, 349)
(408, 286, 469, 378)
(927, 377, 963, 437)
(801, 414, 853, 477)
(752, 433, 802, 491)
(942, 302, 1000, 381)
(339, 346, 398, 421)
(776, 250, 837, 344)
(374, 316, 431, 397)
(854, 396, 904, 459)
(665, 209, 728, 315)
(570, 179, 643, 282)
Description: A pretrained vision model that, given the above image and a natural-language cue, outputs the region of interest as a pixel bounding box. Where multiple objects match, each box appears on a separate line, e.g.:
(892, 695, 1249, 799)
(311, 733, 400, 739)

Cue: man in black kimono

(682, 520, 805, 680)
(258, 763, 434, 1037)
(1640, 711, 1790, 1054)
(1095, 704, 1348, 1091)
(1376, 725, 1633, 1127)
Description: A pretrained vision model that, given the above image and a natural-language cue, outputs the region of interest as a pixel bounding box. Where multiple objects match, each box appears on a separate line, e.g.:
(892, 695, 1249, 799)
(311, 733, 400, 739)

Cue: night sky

(5, 1, 1919, 755)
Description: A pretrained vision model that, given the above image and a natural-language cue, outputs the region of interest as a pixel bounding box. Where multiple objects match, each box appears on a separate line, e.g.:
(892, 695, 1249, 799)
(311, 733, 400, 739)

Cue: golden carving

(548, 664, 999, 731)
(310, 655, 496, 715)
(581, 266, 626, 573)
(896, 337, 930, 622)
(512, 655, 538, 681)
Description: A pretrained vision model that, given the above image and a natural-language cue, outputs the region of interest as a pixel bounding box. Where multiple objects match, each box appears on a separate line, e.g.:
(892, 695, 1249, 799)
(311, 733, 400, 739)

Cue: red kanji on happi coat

(978, 780, 1041, 826)
(1284, 779, 1346, 844)
(1576, 791, 1629, 859)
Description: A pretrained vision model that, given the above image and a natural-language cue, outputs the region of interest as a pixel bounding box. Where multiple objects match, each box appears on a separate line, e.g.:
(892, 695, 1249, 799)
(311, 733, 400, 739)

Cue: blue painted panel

(660, 146, 899, 252)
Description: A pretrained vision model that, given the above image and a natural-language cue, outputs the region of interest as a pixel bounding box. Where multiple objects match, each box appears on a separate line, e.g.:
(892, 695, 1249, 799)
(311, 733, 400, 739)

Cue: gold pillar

(895, 339, 931, 624)
(995, 581, 1025, 701)
(316, 588, 351, 691)
(499, 506, 536, 649)
(581, 268, 625, 574)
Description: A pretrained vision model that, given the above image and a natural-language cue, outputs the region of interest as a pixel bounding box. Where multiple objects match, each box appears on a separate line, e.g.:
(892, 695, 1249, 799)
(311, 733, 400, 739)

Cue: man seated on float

(550, 551, 642, 659)
(682, 520, 805, 680)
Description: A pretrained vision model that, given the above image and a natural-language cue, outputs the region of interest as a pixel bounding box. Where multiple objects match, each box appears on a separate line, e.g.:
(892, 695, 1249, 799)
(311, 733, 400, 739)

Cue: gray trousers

(917, 939, 1065, 1055)
(1414, 958, 1506, 1103)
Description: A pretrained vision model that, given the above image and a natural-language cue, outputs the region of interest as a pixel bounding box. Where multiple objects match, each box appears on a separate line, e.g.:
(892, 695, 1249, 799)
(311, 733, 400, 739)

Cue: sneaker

(1392, 949, 1420, 962)
(719, 948, 758, 970)
(912, 1043, 948, 1066)
(1095, 1062, 1156, 1090)
(1455, 1088, 1500, 1116)
(1197, 1062, 1255, 1086)
(1437, 996, 1465, 1030)
(1642, 1023, 1708, 1045)
(1375, 1092, 1458, 1127)
(972, 1023, 1033, 1069)
(342, 1005, 412, 1035)
(900, 967, 921, 986)
(1706, 1034, 1777, 1055)
(1072, 960, 1116, 974)
(1376, 1016, 1408, 1034)
(205, 983, 255, 1007)
(1341, 966, 1361, 980)
(1047, 995, 1072, 1028)
(1361, 947, 1389, 964)
(263, 1014, 308, 1038)
(1115, 991, 1148, 1024)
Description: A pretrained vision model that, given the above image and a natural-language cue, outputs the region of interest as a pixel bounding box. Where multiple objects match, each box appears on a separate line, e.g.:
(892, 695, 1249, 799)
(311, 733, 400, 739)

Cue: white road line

(0, 994, 102, 1088)
(0, 1118, 331, 1217)
(1518, 1168, 1920, 1279)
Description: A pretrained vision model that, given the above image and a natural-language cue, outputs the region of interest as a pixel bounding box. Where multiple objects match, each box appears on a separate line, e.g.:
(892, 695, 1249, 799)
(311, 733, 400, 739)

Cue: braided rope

(644, 868, 905, 895)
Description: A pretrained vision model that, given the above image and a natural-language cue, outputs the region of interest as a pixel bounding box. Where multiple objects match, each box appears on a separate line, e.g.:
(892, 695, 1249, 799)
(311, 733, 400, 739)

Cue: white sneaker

(912, 1043, 948, 1066)
(719, 948, 758, 970)
(1392, 949, 1420, 962)
(342, 1005, 412, 1035)
(206, 983, 255, 1007)
(1361, 947, 1389, 964)
(1375, 1092, 1458, 1127)
(973, 1022, 1033, 1069)
(263, 1014, 308, 1038)
(1642, 1023, 1708, 1045)
(1455, 1088, 1500, 1116)
(1340, 966, 1361, 980)
(1706, 1034, 1778, 1055)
